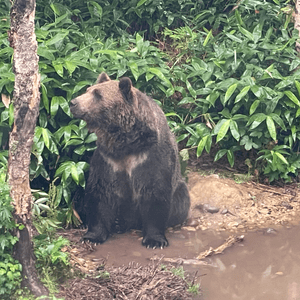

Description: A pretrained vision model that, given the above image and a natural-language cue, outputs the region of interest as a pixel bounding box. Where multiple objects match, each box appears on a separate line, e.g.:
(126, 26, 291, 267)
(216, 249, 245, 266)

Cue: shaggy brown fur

(70, 73, 190, 248)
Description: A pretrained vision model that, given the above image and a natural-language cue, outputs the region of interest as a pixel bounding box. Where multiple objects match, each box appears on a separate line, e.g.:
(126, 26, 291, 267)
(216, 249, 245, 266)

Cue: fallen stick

(150, 256, 212, 266)
(197, 235, 244, 260)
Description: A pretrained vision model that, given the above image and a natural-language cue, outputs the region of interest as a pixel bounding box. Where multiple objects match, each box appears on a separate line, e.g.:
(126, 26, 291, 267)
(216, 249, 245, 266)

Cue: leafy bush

(165, 0, 300, 182)
(33, 233, 70, 294)
(0, 171, 22, 299)
(0, 0, 299, 236)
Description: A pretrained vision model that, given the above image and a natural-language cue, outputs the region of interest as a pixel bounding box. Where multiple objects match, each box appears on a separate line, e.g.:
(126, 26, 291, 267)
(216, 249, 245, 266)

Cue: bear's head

(70, 73, 138, 134)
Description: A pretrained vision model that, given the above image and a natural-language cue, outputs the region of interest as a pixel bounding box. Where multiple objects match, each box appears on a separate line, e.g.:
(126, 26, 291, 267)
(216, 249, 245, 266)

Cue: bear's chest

(104, 152, 148, 177)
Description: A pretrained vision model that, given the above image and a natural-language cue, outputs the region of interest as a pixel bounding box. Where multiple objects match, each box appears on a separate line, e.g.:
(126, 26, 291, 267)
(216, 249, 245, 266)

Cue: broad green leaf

(41, 83, 49, 113)
(145, 72, 154, 81)
(51, 96, 60, 117)
(230, 120, 240, 141)
(227, 149, 234, 167)
(224, 83, 238, 104)
(88, 1, 102, 18)
(274, 152, 288, 164)
(35, 127, 43, 140)
(46, 31, 69, 46)
(214, 149, 227, 161)
(55, 161, 73, 177)
(235, 86, 250, 103)
(249, 100, 260, 115)
(85, 133, 97, 143)
(59, 97, 70, 116)
(185, 126, 198, 138)
(41, 128, 50, 149)
(207, 91, 219, 106)
(235, 10, 244, 27)
(197, 135, 209, 157)
(225, 33, 242, 43)
(53, 63, 64, 77)
(177, 97, 194, 105)
(137, 0, 148, 7)
(238, 25, 253, 41)
(63, 139, 83, 149)
(186, 80, 197, 98)
(203, 29, 213, 47)
(9, 103, 14, 126)
(269, 113, 286, 130)
(177, 133, 189, 143)
(247, 113, 266, 129)
(291, 125, 296, 141)
(38, 204, 51, 211)
(64, 61, 77, 75)
(71, 164, 79, 184)
(73, 81, 90, 94)
(148, 68, 173, 91)
(216, 119, 231, 142)
(74, 145, 86, 155)
(253, 24, 262, 43)
(77, 161, 89, 172)
(128, 61, 139, 81)
(37, 47, 55, 61)
(50, 3, 60, 15)
(295, 80, 300, 97)
(205, 135, 212, 153)
(232, 114, 248, 121)
(93, 50, 123, 59)
(284, 91, 300, 107)
(266, 116, 276, 141)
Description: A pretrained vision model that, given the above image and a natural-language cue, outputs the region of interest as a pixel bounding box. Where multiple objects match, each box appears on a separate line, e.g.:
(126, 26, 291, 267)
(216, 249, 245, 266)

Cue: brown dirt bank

(188, 172, 300, 232)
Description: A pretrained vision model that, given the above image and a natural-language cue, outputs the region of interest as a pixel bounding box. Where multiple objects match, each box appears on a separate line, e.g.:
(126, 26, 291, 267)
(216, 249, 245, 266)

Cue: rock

(265, 228, 277, 235)
(259, 208, 270, 215)
(185, 218, 199, 227)
(203, 204, 220, 214)
(281, 201, 293, 209)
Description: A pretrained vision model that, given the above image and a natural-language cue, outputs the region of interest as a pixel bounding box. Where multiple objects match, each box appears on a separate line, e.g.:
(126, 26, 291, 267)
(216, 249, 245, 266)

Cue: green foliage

(164, 0, 300, 182)
(33, 233, 70, 294)
(0, 0, 299, 239)
(169, 266, 200, 296)
(0, 171, 22, 299)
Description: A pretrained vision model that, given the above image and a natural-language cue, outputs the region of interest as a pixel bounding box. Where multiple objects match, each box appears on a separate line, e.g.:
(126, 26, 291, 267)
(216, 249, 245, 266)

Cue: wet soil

(60, 172, 300, 299)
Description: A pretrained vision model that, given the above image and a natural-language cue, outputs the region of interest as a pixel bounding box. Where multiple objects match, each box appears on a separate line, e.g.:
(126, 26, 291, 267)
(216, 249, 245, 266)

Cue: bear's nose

(70, 99, 77, 107)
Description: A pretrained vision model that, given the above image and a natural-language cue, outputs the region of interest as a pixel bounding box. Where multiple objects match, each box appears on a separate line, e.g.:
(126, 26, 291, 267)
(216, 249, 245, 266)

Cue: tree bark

(294, 0, 300, 52)
(8, 0, 48, 297)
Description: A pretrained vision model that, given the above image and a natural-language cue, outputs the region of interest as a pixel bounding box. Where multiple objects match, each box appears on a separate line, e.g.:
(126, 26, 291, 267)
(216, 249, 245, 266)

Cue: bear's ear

(119, 77, 134, 104)
(96, 72, 111, 84)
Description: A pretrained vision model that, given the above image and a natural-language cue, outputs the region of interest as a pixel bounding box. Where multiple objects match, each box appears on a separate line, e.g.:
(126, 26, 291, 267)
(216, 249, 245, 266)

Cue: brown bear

(70, 72, 190, 248)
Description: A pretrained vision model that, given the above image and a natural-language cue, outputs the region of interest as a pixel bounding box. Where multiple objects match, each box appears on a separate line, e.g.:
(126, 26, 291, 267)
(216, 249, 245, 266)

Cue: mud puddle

(86, 225, 300, 300)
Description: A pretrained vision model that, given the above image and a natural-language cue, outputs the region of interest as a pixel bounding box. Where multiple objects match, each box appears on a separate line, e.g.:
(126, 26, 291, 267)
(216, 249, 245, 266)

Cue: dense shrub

(0, 0, 299, 229)
(0, 171, 22, 299)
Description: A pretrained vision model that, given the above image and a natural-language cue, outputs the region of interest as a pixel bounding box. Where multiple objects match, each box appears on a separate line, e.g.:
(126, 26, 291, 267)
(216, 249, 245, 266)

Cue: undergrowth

(0, 0, 299, 226)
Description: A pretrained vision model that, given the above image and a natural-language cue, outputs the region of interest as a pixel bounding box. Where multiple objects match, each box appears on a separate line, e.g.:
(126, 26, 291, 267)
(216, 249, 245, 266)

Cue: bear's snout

(70, 98, 81, 118)
(70, 98, 77, 108)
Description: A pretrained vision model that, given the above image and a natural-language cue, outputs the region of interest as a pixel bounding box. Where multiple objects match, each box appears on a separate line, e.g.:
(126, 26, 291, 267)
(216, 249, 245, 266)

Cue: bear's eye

(93, 89, 102, 101)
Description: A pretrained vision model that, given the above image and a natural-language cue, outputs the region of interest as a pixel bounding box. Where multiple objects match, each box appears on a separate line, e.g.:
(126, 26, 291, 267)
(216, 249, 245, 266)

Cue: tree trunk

(8, 0, 48, 297)
(295, 0, 300, 52)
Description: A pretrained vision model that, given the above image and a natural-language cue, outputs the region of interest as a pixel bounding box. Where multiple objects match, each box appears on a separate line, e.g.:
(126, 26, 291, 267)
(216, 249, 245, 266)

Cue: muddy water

(88, 226, 300, 300)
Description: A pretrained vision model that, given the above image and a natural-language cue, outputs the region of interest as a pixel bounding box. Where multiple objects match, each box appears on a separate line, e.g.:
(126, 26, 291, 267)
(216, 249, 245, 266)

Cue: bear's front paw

(82, 229, 109, 244)
(142, 234, 169, 249)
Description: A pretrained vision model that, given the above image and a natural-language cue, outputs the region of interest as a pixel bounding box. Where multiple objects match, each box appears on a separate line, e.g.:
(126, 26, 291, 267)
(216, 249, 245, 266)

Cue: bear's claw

(142, 234, 169, 249)
(82, 230, 109, 244)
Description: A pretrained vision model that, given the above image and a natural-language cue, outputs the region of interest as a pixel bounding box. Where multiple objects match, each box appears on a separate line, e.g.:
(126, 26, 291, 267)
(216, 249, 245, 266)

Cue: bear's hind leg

(83, 198, 115, 244)
(168, 180, 190, 227)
